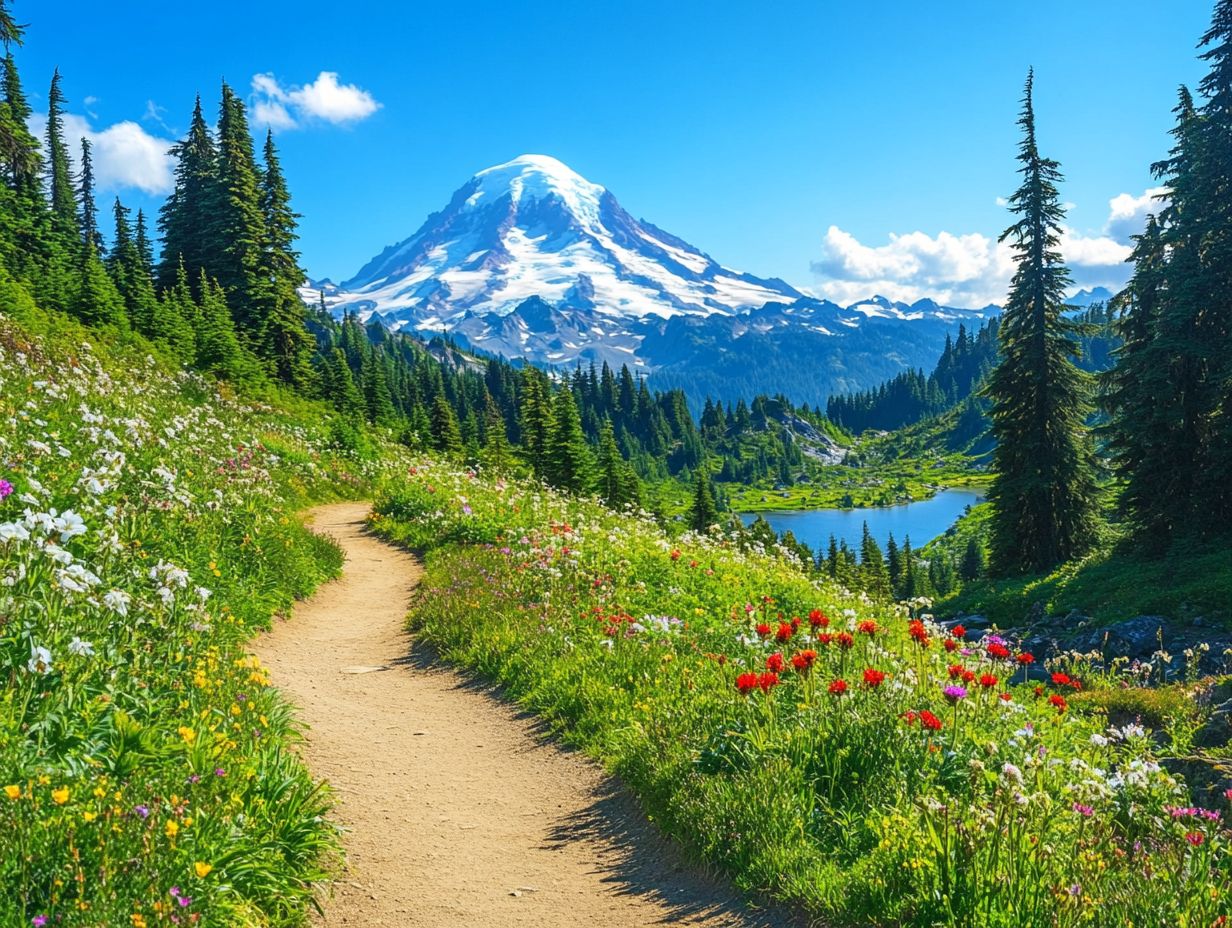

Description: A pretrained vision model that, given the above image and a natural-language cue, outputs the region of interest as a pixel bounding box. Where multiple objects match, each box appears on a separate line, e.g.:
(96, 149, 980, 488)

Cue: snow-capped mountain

(334, 154, 802, 328)
(307, 154, 997, 402)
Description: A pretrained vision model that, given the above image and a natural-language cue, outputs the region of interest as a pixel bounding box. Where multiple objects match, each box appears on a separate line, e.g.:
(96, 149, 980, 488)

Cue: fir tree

(430, 392, 463, 456)
(213, 83, 266, 329)
(77, 137, 103, 252)
(859, 522, 890, 597)
(195, 272, 249, 380)
(324, 347, 365, 419)
(546, 387, 592, 493)
(481, 402, 515, 472)
(71, 243, 126, 328)
(158, 96, 219, 290)
(960, 538, 985, 582)
(984, 71, 1100, 575)
(690, 467, 720, 532)
(885, 533, 903, 591)
(44, 69, 77, 237)
(361, 352, 397, 425)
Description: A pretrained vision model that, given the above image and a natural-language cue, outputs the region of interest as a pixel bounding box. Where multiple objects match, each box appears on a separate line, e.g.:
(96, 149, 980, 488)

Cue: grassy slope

(0, 285, 407, 926)
(372, 462, 1230, 928)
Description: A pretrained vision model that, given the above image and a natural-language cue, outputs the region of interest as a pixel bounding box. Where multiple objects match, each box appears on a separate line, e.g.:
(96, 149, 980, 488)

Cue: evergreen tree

(960, 538, 985, 582)
(195, 272, 249, 380)
(885, 533, 903, 591)
(430, 392, 463, 456)
(859, 522, 890, 597)
(361, 352, 396, 425)
(690, 467, 720, 532)
(107, 197, 159, 334)
(481, 402, 515, 472)
(546, 387, 592, 493)
(158, 96, 220, 290)
(44, 69, 77, 237)
(324, 347, 364, 419)
(213, 83, 266, 330)
(255, 130, 314, 386)
(984, 71, 1100, 575)
(519, 371, 554, 477)
(71, 244, 126, 328)
(77, 137, 103, 252)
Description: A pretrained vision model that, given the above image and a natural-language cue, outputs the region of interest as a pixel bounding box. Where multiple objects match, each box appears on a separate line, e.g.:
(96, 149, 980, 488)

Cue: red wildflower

(858, 620, 878, 636)
(765, 653, 785, 673)
(755, 623, 772, 638)
(1186, 832, 1205, 847)
(862, 668, 886, 688)
(902, 710, 918, 725)
(999, 692, 1013, 702)
(790, 649, 818, 672)
(978, 673, 999, 689)
(951, 624, 966, 639)
(961, 670, 976, 684)
(817, 632, 834, 646)
(735, 673, 758, 695)
(836, 631, 855, 650)
(670, 549, 682, 561)
(919, 710, 943, 731)
(1016, 652, 1035, 665)
(944, 638, 958, 652)
(789, 617, 801, 632)
(987, 642, 1011, 660)
(1033, 685, 1044, 698)
(947, 664, 965, 679)
(758, 672, 780, 693)
(808, 609, 829, 629)
(1051, 672, 1071, 687)
(828, 679, 848, 696)
(774, 622, 793, 643)
(1049, 694, 1068, 713)
(908, 620, 929, 645)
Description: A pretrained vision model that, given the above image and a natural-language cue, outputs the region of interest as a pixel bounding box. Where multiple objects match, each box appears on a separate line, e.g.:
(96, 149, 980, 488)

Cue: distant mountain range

(303, 155, 1005, 404)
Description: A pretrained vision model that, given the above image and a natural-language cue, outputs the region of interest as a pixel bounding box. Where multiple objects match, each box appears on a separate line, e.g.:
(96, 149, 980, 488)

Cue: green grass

(0, 301, 409, 926)
(942, 536, 1232, 628)
(372, 461, 1231, 927)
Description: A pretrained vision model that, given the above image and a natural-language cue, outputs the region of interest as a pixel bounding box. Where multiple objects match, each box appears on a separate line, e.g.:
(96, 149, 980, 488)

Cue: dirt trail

(255, 502, 787, 928)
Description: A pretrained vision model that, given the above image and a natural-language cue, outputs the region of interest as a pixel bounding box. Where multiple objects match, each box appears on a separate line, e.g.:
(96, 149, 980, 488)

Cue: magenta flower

(942, 684, 968, 703)
(32, 917, 48, 927)
(1072, 802, 1094, 817)
(0, 479, 13, 500)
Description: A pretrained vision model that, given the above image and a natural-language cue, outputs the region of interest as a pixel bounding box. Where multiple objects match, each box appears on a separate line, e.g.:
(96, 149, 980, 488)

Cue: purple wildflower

(135, 804, 150, 819)
(0, 479, 13, 500)
(942, 684, 968, 703)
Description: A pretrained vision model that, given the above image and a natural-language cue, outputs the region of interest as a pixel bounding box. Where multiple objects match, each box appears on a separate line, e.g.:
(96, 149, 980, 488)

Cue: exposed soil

(254, 502, 791, 927)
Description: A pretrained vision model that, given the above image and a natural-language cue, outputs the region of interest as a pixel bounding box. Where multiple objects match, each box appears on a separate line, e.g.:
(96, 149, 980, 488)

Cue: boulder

(1071, 615, 1170, 660)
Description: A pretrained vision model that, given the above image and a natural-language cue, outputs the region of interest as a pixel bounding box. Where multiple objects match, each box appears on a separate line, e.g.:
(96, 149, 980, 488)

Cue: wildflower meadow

(375, 463, 1232, 927)
(0, 306, 404, 926)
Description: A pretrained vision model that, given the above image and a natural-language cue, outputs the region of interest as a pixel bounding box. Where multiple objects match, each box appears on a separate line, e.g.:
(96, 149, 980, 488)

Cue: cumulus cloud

(28, 111, 175, 195)
(250, 71, 380, 130)
(810, 188, 1165, 308)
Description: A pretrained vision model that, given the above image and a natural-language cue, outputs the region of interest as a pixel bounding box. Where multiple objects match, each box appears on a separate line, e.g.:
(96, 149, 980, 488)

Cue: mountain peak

(468, 154, 606, 228)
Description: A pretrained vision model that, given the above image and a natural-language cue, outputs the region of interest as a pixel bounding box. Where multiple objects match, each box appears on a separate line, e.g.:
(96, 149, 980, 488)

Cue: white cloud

(28, 112, 175, 195)
(1105, 186, 1168, 244)
(250, 71, 380, 130)
(810, 188, 1165, 308)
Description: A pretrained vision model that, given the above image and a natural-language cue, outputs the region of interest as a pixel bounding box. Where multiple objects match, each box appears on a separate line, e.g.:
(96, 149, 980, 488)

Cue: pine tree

(195, 271, 249, 381)
(324, 347, 365, 419)
(960, 538, 985, 582)
(546, 387, 592, 493)
(859, 522, 890, 597)
(361, 352, 397, 425)
(885, 533, 903, 591)
(71, 243, 127, 328)
(690, 467, 720, 532)
(213, 84, 266, 331)
(44, 69, 77, 238)
(77, 137, 103, 252)
(254, 130, 314, 385)
(430, 392, 463, 456)
(481, 402, 515, 472)
(984, 71, 1100, 575)
(0, 51, 45, 280)
(519, 372, 554, 477)
(107, 197, 159, 334)
(158, 96, 220, 290)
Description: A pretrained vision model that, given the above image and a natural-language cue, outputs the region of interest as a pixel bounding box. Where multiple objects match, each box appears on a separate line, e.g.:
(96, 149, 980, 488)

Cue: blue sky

(11, 0, 1214, 305)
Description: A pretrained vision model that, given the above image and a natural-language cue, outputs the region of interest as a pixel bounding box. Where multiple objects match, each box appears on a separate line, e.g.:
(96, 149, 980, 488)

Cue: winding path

(254, 502, 787, 927)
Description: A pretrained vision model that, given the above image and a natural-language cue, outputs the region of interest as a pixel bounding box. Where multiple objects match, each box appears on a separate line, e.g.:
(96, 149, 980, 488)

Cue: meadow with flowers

(374, 462, 1231, 927)
(0, 299, 409, 927)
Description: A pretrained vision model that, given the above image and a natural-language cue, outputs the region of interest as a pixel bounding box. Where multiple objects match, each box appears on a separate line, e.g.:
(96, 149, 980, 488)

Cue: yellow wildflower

(177, 726, 196, 745)
(82, 811, 97, 823)
(194, 861, 213, 878)
(4, 785, 20, 800)
(52, 787, 70, 805)
(164, 820, 179, 838)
